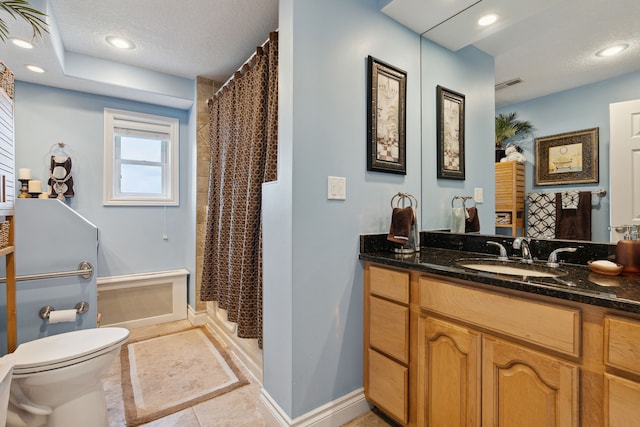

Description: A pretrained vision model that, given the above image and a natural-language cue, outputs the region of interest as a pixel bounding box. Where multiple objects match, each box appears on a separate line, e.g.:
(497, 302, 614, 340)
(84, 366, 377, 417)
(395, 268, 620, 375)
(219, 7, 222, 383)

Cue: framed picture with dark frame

(366, 55, 407, 175)
(534, 127, 599, 186)
(436, 85, 465, 180)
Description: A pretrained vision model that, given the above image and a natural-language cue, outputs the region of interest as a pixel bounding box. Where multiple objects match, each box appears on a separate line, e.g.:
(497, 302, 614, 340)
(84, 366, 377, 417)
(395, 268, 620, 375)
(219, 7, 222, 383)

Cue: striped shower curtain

(200, 32, 278, 347)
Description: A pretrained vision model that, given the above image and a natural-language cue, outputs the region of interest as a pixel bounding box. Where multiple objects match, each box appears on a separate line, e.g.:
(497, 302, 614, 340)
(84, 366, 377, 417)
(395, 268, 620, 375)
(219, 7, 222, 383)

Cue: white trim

(260, 387, 370, 427)
(97, 269, 188, 328)
(187, 306, 207, 326)
(205, 306, 263, 383)
(103, 108, 180, 206)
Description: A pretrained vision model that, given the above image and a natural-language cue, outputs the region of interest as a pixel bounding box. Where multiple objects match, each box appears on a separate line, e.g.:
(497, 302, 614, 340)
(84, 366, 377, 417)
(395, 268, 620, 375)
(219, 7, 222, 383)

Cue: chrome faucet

(487, 241, 508, 261)
(512, 237, 533, 264)
(547, 247, 577, 267)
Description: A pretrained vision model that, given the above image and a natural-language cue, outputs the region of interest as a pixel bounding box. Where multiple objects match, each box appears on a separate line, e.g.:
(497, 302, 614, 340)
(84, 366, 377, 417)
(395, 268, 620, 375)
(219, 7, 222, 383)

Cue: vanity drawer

(369, 265, 409, 304)
(419, 276, 580, 356)
(604, 315, 640, 376)
(367, 348, 408, 425)
(369, 295, 409, 363)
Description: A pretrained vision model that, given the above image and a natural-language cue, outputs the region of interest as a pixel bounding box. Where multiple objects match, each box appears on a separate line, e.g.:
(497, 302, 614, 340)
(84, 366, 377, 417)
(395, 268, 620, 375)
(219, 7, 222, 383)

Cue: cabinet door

(418, 316, 481, 427)
(482, 336, 579, 427)
(604, 373, 640, 427)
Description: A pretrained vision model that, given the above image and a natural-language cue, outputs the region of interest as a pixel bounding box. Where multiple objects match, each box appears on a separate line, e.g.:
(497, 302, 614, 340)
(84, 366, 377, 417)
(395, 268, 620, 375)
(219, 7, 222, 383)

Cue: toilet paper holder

(39, 302, 89, 320)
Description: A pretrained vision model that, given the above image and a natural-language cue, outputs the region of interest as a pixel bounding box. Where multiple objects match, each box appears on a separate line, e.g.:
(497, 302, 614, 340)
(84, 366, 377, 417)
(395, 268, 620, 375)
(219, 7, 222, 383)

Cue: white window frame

(103, 108, 179, 206)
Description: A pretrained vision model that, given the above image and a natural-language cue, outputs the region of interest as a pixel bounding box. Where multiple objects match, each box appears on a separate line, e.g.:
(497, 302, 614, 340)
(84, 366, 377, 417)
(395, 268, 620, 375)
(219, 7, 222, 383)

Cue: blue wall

(497, 70, 640, 242)
(262, 0, 496, 419)
(421, 40, 495, 232)
(14, 82, 193, 279)
(263, 0, 422, 418)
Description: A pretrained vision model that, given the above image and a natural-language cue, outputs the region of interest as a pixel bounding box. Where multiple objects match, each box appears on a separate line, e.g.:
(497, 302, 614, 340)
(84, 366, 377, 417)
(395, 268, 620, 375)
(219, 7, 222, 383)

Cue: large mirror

(410, 0, 640, 243)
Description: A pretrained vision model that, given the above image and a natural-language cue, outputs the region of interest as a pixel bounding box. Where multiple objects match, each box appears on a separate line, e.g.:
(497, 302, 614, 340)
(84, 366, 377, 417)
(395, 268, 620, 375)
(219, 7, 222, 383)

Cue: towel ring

(451, 195, 475, 208)
(391, 192, 418, 210)
(467, 196, 477, 208)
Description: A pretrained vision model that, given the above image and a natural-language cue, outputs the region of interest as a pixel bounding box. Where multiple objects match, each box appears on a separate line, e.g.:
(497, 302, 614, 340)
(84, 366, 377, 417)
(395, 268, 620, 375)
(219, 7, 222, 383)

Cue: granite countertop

(360, 232, 640, 314)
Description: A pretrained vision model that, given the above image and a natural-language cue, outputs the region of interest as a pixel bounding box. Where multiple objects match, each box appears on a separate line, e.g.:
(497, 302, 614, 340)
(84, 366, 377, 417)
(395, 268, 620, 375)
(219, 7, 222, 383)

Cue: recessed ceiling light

(596, 43, 629, 57)
(105, 36, 135, 50)
(478, 14, 498, 27)
(11, 38, 33, 49)
(26, 65, 45, 73)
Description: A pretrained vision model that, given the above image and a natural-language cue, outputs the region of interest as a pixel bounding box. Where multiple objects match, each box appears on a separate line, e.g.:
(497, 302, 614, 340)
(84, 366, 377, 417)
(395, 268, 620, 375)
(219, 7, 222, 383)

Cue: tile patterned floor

(104, 320, 390, 427)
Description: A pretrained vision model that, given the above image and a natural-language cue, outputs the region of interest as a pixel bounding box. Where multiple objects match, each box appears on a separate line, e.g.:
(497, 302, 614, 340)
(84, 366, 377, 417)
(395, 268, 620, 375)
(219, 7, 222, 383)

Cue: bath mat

(120, 326, 249, 426)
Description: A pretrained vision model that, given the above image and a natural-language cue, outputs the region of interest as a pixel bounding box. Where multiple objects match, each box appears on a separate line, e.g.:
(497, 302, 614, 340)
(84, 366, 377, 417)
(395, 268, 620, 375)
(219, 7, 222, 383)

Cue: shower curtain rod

(213, 32, 276, 97)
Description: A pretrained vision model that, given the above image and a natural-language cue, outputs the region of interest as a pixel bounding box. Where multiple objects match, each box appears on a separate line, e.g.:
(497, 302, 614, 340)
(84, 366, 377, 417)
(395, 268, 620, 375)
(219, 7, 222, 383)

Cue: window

(104, 108, 179, 206)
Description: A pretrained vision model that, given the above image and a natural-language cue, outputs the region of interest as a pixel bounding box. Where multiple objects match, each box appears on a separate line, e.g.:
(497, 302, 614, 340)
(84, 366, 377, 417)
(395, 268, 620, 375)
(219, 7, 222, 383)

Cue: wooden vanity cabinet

(364, 264, 411, 425)
(417, 276, 579, 427)
(363, 260, 640, 426)
(603, 315, 640, 426)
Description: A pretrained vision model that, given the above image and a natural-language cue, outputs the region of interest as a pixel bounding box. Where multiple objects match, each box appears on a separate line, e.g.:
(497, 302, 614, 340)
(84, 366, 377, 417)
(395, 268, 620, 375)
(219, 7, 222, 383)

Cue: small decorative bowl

(588, 260, 624, 276)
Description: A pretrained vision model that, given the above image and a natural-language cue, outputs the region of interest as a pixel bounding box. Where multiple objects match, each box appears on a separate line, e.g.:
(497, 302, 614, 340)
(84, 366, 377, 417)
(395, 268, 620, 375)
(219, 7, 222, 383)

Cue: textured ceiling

(51, 0, 279, 82)
(0, 1, 637, 109)
(0, 0, 279, 108)
(384, 0, 640, 107)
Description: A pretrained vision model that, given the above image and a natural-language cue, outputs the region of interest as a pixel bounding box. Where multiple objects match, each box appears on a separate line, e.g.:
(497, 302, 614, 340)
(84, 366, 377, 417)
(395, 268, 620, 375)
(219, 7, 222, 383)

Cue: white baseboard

(205, 312, 263, 383)
(260, 387, 370, 427)
(187, 306, 207, 326)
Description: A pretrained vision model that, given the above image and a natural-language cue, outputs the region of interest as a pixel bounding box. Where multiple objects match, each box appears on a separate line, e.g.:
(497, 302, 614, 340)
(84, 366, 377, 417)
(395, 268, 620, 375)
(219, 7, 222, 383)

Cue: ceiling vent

(495, 78, 523, 91)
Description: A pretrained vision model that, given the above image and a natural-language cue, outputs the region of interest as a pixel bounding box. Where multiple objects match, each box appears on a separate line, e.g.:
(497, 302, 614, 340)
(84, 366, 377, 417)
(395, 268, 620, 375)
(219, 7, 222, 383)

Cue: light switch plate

(474, 187, 483, 203)
(328, 176, 346, 200)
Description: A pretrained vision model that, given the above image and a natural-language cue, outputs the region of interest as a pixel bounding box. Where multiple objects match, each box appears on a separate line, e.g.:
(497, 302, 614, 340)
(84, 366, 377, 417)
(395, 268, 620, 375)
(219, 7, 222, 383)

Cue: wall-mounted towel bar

(526, 189, 607, 198)
(0, 261, 93, 283)
(39, 302, 89, 320)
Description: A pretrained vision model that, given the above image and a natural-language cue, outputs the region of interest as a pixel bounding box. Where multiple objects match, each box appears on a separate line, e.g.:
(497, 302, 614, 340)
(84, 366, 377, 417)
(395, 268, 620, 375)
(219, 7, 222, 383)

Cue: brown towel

(465, 206, 480, 233)
(387, 207, 415, 246)
(555, 191, 591, 240)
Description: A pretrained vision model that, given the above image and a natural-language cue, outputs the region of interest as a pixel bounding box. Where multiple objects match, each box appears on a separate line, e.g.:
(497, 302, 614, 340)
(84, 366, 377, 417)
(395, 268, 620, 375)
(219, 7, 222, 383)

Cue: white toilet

(5, 327, 129, 427)
(0, 353, 15, 426)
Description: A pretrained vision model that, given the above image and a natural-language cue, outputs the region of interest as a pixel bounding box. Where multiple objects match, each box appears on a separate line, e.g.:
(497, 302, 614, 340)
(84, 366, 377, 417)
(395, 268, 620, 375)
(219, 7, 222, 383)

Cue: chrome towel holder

(390, 192, 418, 209)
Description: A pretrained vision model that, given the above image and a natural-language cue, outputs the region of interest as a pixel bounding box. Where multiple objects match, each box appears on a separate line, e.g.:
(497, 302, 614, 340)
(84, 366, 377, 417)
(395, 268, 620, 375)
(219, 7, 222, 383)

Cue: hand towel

(555, 191, 591, 240)
(465, 206, 480, 233)
(387, 206, 415, 246)
(526, 192, 556, 239)
(451, 207, 466, 233)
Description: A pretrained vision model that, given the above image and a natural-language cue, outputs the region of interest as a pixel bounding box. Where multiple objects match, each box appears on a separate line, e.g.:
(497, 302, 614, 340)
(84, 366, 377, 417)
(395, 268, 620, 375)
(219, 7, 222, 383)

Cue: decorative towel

(48, 155, 74, 200)
(526, 192, 556, 239)
(465, 206, 480, 233)
(387, 206, 415, 246)
(555, 191, 592, 241)
(451, 207, 466, 233)
(561, 190, 580, 209)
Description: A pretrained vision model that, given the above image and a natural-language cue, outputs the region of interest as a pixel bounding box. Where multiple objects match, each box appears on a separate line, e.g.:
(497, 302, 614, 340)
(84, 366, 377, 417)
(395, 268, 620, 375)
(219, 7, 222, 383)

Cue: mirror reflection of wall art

(535, 127, 599, 185)
(367, 55, 407, 174)
(436, 85, 465, 180)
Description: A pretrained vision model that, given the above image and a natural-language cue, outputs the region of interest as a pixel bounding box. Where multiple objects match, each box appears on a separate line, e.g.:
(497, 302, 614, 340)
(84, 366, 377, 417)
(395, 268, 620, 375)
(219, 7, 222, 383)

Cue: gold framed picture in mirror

(534, 127, 599, 186)
(366, 55, 407, 175)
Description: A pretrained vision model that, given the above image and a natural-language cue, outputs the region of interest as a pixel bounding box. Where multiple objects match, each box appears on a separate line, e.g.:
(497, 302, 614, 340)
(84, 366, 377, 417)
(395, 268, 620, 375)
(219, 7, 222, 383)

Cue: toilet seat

(12, 328, 129, 375)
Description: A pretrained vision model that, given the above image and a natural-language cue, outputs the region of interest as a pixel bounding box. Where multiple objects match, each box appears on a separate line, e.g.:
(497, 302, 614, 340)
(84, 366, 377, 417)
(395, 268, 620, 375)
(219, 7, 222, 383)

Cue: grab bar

(0, 261, 93, 283)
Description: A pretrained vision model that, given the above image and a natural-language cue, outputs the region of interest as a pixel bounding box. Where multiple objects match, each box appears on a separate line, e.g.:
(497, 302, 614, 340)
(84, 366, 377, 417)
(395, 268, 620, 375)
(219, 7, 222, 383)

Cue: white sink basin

(458, 260, 567, 278)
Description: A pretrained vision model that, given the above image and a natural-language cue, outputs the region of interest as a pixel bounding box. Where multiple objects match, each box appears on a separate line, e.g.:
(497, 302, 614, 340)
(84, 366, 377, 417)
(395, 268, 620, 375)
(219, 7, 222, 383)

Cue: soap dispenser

(615, 225, 640, 274)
